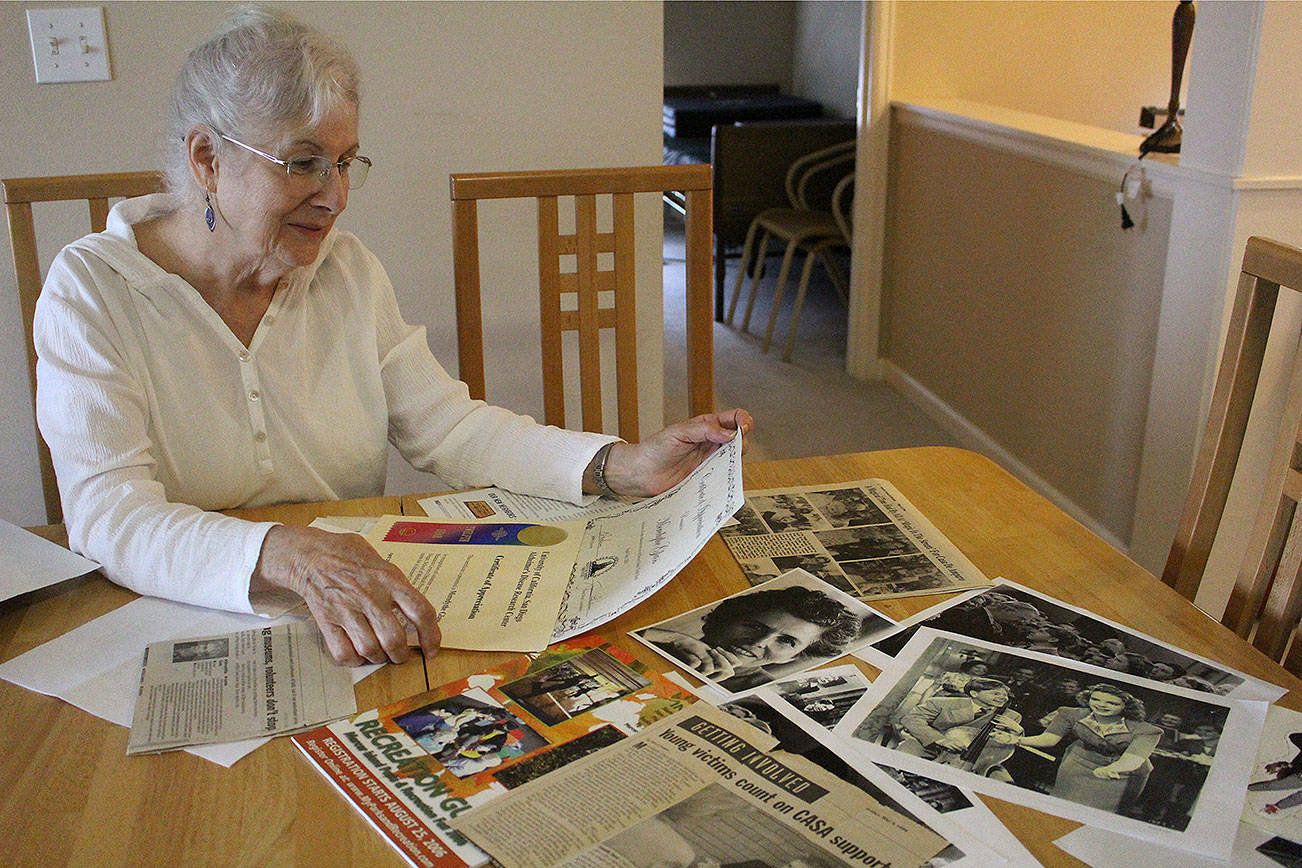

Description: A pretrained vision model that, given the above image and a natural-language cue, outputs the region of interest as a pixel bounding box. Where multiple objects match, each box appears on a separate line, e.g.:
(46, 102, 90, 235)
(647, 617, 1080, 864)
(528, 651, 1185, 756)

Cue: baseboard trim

(881, 359, 1130, 556)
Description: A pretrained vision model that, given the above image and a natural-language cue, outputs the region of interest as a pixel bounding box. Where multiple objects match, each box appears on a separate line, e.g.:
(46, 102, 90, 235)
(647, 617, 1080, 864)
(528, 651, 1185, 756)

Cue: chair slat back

(450, 165, 714, 441)
(1163, 236, 1302, 672)
(3, 171, 163, 523)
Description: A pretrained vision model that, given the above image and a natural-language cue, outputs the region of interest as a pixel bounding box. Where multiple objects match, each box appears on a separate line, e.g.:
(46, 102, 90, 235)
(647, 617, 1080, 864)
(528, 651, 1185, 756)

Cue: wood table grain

(2, 448, 1295, 866)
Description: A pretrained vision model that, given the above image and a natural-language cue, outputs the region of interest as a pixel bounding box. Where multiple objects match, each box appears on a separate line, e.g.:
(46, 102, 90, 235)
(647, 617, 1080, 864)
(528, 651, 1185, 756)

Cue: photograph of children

(393, 689, 548, 778)
(721, 480, 989, 602)
(836, 629, 1265, 859)
(631, 570, 893, 695)
(859, 580, 1281, 702)
(499, 647, 651, 726)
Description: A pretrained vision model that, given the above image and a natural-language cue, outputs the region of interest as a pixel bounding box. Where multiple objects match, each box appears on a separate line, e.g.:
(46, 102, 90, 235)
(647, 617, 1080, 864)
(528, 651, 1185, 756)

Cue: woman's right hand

(253, 525, 442, 666)
(642, 627, 741, 681)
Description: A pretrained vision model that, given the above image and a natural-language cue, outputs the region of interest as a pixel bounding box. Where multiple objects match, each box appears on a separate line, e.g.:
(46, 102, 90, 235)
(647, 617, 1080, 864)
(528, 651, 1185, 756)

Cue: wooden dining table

(2, 446, 1298, 866)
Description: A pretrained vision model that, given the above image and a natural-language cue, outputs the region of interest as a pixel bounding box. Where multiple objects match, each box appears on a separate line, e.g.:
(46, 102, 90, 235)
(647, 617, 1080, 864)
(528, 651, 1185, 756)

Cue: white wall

(0, 0, 663, 526)
(792, 1, 863, 119)
(1129, 1, 1302, 613)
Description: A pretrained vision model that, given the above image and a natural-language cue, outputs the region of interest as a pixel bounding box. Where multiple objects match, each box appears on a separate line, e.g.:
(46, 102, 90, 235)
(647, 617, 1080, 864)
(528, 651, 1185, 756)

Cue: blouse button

(238, 350, 251, 363)
(254, 430, 267, 443)
(248, 390, 260, 402)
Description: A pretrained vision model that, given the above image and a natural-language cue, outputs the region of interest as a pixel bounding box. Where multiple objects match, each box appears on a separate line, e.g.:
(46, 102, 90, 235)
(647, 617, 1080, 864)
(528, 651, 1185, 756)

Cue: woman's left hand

(1092, 766, 1123, 780)
(595, 409, 753, 498)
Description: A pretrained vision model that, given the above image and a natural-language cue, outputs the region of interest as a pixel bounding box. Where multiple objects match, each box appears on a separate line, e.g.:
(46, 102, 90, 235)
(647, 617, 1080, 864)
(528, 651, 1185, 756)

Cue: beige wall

(891, 1, 1180, 136)
(883, 120, 1171, 543)
(0, 1, 663, 525)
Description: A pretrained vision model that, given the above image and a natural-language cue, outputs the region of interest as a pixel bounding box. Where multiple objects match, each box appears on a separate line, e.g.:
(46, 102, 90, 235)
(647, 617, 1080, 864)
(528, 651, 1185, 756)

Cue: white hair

(164, 4, 361, 200)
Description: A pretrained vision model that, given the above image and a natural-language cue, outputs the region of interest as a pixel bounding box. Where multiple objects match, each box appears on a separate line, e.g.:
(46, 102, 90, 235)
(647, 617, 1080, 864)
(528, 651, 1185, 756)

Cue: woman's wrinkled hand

(253, 525, 441, 666)
(600, 409, 753, 498)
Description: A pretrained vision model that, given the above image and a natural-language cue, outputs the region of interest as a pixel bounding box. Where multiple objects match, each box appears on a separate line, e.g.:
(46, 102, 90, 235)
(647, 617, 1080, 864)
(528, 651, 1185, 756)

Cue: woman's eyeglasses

(217, 132, 371, 190)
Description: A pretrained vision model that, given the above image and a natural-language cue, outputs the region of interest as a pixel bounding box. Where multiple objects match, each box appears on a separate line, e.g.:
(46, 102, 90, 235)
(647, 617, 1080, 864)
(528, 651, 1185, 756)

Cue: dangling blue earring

(204, 193, 215, 232)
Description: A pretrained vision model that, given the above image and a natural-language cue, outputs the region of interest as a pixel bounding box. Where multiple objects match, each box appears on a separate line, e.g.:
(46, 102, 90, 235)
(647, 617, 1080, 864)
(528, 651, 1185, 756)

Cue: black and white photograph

(836, 628, 1265, 859)
(720, 479, 989, 602)
(769, 664, 870, 729)
(715, 694, 981, 866)
(498, 646, 650, 726)
(171, 637, 229, 663)
(769, 553, 854, 594)
(749, 493, 822, 532)
(631, 569, 892, 695)
(860, 580, 1281, 701)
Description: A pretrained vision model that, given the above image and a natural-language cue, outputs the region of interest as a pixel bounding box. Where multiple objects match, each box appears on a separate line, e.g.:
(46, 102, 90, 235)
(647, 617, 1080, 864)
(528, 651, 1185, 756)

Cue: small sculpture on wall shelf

(1140, 0, 1195, 157)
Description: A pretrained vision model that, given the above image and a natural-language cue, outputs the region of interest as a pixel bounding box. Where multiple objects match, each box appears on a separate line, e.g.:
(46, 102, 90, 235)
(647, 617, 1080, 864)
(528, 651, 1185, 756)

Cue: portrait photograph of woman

(631, 569, 891, 694)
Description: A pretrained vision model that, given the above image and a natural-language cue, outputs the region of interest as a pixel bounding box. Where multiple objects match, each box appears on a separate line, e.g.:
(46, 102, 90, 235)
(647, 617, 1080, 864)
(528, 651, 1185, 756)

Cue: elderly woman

(640, 585, 863, 691)
(1016, 682, 1162, 813)
(34, 7, 750, 667)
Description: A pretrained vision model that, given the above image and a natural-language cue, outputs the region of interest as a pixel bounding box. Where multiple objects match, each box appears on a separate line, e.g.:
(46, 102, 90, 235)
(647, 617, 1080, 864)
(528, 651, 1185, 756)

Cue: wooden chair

(449, 164, 714, 442)
(3, 171, 163, 523)
(1163, 236, 1302, 673)
(725, 140, 854, 360)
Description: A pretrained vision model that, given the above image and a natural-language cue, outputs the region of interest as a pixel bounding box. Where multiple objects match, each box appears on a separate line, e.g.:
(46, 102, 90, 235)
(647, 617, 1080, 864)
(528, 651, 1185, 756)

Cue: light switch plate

(27, 6, 112, 83)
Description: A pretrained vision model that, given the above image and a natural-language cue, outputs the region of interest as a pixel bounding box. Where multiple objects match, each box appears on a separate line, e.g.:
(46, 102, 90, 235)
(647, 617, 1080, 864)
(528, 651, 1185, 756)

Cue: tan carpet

(662, 211, 957, 463)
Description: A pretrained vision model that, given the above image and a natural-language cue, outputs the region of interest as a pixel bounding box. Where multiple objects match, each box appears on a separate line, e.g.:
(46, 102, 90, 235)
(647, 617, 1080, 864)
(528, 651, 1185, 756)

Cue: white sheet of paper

(1055, 822, 1291, 868)
(553, 431, 745, 640)
(0, 518, 99, 602)
(0, 596, 378, 766)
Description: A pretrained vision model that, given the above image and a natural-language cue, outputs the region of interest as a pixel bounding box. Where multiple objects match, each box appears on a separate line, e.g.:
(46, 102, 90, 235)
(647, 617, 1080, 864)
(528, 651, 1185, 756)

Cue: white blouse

(34, 194, 612, 614)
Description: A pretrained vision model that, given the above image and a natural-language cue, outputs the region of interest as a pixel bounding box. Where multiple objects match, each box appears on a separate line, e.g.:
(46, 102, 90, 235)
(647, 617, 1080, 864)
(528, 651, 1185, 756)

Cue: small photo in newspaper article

(720, 479, 989, 601)
(834, 628, 1265, 860)
(498, 646, 652, 726)
(630, 568, 893, 695)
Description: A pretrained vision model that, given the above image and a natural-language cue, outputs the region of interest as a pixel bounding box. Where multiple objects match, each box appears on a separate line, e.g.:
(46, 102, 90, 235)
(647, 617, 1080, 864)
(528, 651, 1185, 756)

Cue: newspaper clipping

(127, 620, 355, 755)
(292, 637, 697, 868)
(721, 479, 988, 601)
(454, 701, 951, 868)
